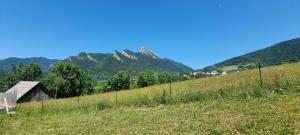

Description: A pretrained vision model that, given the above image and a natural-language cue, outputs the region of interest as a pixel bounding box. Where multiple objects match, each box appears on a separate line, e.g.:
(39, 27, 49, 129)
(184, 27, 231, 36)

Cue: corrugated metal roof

(5, 81, 40, 100)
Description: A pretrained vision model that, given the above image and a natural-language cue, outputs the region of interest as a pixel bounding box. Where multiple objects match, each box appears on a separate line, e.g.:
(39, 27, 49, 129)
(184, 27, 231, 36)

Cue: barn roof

(5, 81, 40, 100)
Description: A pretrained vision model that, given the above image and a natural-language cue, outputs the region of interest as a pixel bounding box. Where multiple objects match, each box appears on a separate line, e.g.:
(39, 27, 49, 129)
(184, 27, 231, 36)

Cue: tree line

(94, 69, 205, 93)
(0, 62, 200, 98)
(0, 62, 92, 98)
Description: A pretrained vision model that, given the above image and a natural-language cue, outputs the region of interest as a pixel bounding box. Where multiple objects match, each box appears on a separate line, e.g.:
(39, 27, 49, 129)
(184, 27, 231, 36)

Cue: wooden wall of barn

(18, 84, 52, 103)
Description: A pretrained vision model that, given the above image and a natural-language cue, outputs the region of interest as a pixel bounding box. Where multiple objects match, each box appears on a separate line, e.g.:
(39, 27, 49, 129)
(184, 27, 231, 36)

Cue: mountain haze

(0, 57, 60, 72)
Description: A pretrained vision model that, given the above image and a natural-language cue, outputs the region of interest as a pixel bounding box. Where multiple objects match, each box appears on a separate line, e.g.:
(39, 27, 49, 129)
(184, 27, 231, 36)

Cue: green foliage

(201, 66, 217, 72)
(107, 70, 133, 91)
(215, 38, 300, 68)
(0, 57, 59, 72)
(199, 38, 300, 73)
(96, 101, 112, 111)
(1, 63, 300, 134)
(159, 90, 167, 104)
(157, 72, 172, 84)
(0, 70, 6, 92)
(178, 73, 190, 81)
(237, 63, 257, 69)
(3, 64, 42, 90)
(137, 71, 157, 87)
(93, 80, 110, 93)
(93, 70, 188, 93)
(43, 61, 93, 98)
(68, 50, 193, 80)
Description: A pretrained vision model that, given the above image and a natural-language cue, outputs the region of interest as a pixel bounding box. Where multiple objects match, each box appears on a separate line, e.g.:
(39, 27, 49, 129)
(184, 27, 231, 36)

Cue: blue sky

(1, 0, 300, 69)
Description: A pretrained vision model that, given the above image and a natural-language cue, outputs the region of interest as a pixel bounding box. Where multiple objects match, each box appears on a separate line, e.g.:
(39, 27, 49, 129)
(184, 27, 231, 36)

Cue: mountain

(0, 57, 60, 72)
(67, 47, 194, 79)
(200, 38, 300, 72)
(0, 48, 193, 79)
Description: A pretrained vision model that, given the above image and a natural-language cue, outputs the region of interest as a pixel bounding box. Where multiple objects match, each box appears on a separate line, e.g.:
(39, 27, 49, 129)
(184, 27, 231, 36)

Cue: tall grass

(17, 62, 300, 115)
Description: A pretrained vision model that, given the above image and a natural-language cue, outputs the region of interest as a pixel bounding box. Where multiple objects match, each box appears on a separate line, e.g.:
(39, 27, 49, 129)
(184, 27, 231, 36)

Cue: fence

(0, 91, 17, 113)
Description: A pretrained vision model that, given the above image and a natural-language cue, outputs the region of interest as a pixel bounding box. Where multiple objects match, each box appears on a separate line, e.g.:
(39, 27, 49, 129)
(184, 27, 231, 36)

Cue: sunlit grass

(1, 62, 300, 134)
(16, 62, 300, 114)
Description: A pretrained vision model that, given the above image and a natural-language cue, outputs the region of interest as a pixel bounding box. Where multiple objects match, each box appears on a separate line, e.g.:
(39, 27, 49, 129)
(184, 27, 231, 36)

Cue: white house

(210, 70, 219, 75)
(221, 71, 227, 75)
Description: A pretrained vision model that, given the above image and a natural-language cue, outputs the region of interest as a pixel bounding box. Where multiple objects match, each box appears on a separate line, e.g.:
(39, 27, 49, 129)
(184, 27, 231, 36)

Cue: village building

(210, 70, 219, 75)
(221, 71, 227, 75)
(4, 81, 53, 103)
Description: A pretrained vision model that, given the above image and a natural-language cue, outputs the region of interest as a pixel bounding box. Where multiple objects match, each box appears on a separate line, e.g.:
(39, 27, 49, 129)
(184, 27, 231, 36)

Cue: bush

(178, 92, 202, 103)
(96, 101, 112, 111)
(132, 95, 158, 107)
(137, 71, 157, 88)
(107, 71, 132, 91)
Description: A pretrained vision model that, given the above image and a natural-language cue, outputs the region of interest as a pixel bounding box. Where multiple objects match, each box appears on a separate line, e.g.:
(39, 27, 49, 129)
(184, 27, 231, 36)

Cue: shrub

(96, 101, 112, 111)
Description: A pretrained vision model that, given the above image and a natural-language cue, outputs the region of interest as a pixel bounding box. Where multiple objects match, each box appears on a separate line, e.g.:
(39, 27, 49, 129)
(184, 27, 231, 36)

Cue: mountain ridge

(67, 47, 194, 79)
(199, 37, 300, 72)
(0, 47, 194, 80)
(0, 57, 60, 72)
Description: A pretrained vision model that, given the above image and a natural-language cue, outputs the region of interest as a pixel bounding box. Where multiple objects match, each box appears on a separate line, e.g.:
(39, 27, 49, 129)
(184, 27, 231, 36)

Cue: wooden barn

(5, 81, 53, 103)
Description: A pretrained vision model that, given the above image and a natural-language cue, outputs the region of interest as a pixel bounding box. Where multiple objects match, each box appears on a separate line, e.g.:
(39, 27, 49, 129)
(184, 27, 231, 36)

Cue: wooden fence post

(4, 97, 9, 114)
(41, 96, 44, 114)
(169, 79, 172, 96)
(115, 90, 118, 103)
(77, 96, 80, 110)
(55, 87, 58, 100)
(258, 62, 263, 87)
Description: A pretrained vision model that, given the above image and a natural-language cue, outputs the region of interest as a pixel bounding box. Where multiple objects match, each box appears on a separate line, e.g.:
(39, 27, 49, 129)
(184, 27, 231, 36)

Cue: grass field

(218, 65, 239, 72)
(1, 62, 300, 134)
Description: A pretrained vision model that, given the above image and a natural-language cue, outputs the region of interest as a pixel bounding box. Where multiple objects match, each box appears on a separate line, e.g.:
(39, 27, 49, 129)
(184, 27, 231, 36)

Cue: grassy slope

(1, 62, 300, 134)
(1, 95, 299, 134)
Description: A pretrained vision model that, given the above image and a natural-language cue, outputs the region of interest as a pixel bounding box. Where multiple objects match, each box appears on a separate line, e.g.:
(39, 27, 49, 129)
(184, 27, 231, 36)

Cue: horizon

(1, 0, 300, 69)
(0, 37, 297, 70)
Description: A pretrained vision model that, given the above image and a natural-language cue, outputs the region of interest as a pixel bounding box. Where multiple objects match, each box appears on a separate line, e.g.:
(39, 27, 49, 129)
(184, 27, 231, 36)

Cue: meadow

(0, 62, 300, 134)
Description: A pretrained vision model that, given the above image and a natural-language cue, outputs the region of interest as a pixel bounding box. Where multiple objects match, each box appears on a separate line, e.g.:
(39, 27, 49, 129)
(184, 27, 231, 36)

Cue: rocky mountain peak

(122, 49, 138, 60)
(112, 51, 123, 62)
(139, 47, 159, 59)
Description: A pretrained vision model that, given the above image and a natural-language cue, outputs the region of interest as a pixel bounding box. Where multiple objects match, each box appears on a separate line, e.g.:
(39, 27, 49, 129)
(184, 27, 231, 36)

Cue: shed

(5, 81, 52, 103)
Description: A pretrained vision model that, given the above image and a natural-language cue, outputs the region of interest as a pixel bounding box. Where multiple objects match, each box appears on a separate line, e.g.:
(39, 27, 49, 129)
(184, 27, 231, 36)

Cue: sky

(0, 0, 300, 69)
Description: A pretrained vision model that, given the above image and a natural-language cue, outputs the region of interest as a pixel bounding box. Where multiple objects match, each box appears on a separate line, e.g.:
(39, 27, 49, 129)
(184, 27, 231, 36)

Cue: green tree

(0, 70, 6, 92)
(179, 73, 190, 81)
(137, 71, 157, 88)
(43, 61, 92, 98)
(107, 71, 132, 91)
(157, 72, 171, 84)
(4, 64, 42, 90)
(93, 80, 110, 93)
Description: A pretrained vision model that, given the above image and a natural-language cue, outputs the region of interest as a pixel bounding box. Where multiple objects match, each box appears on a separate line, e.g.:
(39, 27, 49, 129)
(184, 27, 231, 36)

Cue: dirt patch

(6, 120, 23, 128)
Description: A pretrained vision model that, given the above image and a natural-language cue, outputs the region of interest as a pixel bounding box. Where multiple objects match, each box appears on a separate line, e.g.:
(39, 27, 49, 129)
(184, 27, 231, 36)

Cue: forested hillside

(200, 38, 300, 72)
(0, 70, 5, 92)
(0, 57, 60, 72)
(216, 38, 300, 67)
(0, 48, 193, 80)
